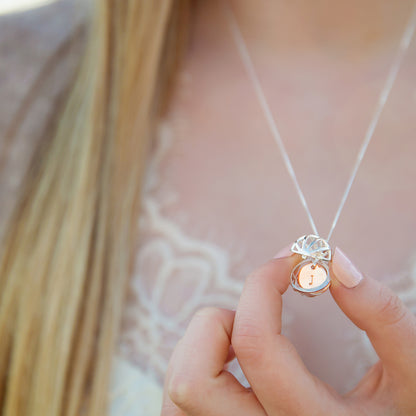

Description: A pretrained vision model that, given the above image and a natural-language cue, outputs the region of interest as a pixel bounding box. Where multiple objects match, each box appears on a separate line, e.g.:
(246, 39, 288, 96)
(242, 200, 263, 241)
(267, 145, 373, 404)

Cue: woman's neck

(210, 0, 416, 59)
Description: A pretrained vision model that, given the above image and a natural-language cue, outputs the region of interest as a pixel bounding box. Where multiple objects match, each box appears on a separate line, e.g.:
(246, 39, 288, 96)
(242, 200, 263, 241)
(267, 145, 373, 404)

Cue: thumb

(329, 247, 416, 380)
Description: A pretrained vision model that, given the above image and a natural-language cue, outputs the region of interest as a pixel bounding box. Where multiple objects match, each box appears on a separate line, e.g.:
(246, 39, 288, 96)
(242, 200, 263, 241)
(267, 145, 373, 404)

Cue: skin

(161, 250, 416, 415)
(160, 1, 416, 413)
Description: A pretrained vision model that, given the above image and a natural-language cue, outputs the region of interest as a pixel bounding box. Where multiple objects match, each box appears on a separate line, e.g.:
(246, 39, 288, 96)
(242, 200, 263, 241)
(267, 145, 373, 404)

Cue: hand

(161, 248, 416, 415)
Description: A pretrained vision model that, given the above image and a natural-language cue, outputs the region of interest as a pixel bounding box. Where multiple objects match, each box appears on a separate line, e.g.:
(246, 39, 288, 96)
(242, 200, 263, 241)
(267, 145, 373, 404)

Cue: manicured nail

(273, 244, 293, 259)
(332, 247, 363, 288)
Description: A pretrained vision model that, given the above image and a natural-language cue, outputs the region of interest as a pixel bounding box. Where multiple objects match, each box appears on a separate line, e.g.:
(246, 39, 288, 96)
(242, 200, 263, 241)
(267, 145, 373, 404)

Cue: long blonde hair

(0, 1, 190, 414)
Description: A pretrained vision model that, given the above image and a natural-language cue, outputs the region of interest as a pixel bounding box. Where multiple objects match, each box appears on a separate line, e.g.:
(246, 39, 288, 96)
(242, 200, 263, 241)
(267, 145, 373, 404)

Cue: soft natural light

(0, 0, 58, 15)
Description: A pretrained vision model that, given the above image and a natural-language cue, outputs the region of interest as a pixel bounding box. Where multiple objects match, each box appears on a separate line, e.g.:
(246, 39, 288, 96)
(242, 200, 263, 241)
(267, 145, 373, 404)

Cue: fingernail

(273, 244, 293, 259)
(332, 247, 363, 288)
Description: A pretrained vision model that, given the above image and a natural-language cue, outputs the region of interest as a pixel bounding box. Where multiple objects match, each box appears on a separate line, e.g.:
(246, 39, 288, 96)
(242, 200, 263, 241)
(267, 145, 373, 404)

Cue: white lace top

(109, 119, 416, 415)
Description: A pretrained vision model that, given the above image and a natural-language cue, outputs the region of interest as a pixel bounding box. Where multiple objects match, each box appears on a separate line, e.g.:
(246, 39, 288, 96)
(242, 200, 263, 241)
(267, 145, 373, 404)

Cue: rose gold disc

(298, 263, 328, 290)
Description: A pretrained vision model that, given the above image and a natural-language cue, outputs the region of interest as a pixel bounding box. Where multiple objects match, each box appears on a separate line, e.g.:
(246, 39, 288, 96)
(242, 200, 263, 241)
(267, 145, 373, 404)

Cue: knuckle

(194, 306, 222, 321)
(192, 307, 226, 328)
(168, 373, 203, 410)
(376, 285, 408, 327)
(192, 307, 235, 329)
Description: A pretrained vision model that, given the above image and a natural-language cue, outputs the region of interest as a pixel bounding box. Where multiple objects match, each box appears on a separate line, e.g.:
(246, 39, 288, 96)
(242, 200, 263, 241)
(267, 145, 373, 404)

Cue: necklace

(225, 2, 416, 296)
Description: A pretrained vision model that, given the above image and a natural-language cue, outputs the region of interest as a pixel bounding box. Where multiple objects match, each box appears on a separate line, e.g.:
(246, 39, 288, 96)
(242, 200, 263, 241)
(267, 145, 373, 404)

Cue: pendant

(290, 235, 332, 297)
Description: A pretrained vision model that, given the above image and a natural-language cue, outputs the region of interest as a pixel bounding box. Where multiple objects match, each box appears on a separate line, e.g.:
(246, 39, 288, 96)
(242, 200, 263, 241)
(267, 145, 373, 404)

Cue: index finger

(232, 253, 344, 415)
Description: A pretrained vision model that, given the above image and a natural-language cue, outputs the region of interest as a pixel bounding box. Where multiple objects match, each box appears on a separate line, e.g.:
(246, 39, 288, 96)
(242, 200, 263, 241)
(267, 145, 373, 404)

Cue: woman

(1, 0, 416, 415)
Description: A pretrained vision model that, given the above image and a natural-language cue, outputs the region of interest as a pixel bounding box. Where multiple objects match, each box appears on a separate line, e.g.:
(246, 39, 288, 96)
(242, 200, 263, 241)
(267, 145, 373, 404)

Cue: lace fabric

(114, 117, 416, 412)
(117, 121, 275, 386)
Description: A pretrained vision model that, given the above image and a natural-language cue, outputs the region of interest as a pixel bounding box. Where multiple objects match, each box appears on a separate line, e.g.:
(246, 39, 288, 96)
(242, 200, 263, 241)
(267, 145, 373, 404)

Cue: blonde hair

(0, 1, 190, 414)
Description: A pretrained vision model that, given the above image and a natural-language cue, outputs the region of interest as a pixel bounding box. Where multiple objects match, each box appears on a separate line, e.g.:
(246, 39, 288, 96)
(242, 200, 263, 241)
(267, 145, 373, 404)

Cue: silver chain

(225, 1, 416, 242)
